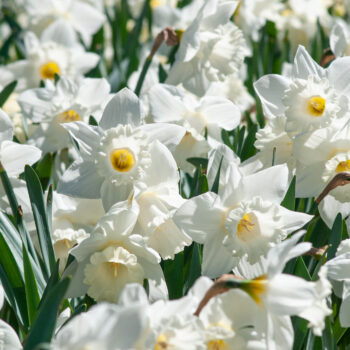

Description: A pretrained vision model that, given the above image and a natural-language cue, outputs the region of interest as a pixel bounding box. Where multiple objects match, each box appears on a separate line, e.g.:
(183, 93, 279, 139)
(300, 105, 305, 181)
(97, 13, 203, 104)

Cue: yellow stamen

(63, 239, 71, 249)
(241, 274, 268, 306)
(175, 29, 184, 42)
(150, 0, 163, 8)
(58, 110, 81, 123)
(109, 262, 118, 278)
(40, 61, 60, 80)
(110, 148, 135, 172)
(307, 95, 326, 117)
(237, 213, 254, 240)
(336, 160, 350, 173)
(154, 334, 168, 350)
(207, 340, 230, 350)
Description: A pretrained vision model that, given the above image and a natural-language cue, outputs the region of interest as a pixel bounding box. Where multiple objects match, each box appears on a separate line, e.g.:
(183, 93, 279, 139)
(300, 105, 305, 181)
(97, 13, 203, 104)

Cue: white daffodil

(292, 121, 350, 200)
(51, 192, 105, 272)
(148, 83, 241, 172)
(205, 73, 255, 113)
(151, 0, 203, 36)
(122, 285, 206, 350)
(277, 0, 333, 53)
(18, 77, 110, 153)
(174, 163, 313, 278)
(52, 301, 147, 350)
(248, 116, 295, 173)
(233, 231, 332, 337)
(254, 46, 350, 136)
(0, 109, 41, 176)
(325, 239, 350, 327)
(65, 202, 166, 303)
(57, 88, 185, 210)
(23, 0, 105, 46)
(1, 29, 99, 92)
(132, 140, 191, 260)
(235, 0, 285, 42)
(189, 276, 268, 350)
(166, 0, 246, 96)
(330, 19, 350, 57)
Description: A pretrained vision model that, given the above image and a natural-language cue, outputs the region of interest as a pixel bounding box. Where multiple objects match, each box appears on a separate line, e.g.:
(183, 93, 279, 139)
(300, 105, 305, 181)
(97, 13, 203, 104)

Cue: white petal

(139, 123, 186, 152)
(1, 141, 41, 176)
(200, 96, 241, 131)
(174, 192, 222, 243)
(41, 18, 78, 47)
(327, 56, 350, 96)
(292, 45, 325, 80)
(202, 233, 235, 278)
(100, 181, 133, 211)
(240, 164, 289, 203)
(267, 274, 317, 315)
(340, 281, 350, 327)
(207, 143, 241, 191)
(254, 74, 289, 119)
(69, 2, 105, 36)
(57, 160, 104, 199)
(330, 21, 348, 58)
(76, 78, 110, 107)
(0, 110, 13, 143)
(148, 84, 186, 123)
(62, 122, 103, 157)
(139, 140, 179, 188)
(0, 320, 22, 350)
(320, 195, 350, 229)
(100, 88, 142, 130)
(267, 230, 311, 277)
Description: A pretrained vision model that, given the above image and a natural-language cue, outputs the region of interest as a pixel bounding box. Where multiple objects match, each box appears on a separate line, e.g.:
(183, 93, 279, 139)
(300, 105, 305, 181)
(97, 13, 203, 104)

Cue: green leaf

(163, 252, 184, 300)
(0, 233, 28, 328)
(0, 80, 17, 107)
(35, 153, 54, 190)
(24, 277, 70, 350)
(211, 156, 223, 194)
(186, 157, 208, 169)
(23, 244, 40, 325)
(134, 56, 152, 96)
(328, 213, 342, 261)
(281, 176, 296, 211)
(240, 124, 258, 161)
(294, 257, 311, 281)
(158, 63, 168, 83)
(0, 211, 45, 294)
(292, 318, 308, 350)
(322, 317, 337, 350)
(25, 165, 56, 277)
(183, 243, 202, 294)
(38, 261, 60, 310)
(88, 115, 98, 126)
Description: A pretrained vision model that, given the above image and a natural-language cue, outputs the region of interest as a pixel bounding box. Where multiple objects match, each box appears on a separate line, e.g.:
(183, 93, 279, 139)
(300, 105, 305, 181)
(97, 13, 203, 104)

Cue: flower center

(154, 334, 168, 350)
(207, 340, 230, 350)
(236, 213, 255, 240)
(108, 262, 119, 278)
(240, 274, 268, 305)
(336, 160, 350, 173)
(40, 61, 60, 79)
(110, 148, 135, 172)
(307, 95, 325, 117)
(58, 110, 81, 123)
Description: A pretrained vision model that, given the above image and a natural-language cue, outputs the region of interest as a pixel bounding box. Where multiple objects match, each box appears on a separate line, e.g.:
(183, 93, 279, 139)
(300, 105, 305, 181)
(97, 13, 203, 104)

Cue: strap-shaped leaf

(0, 80, 17, 107)
(23, 244, 40, 325)
(24, 277, 70, 350)
(25, 165, 56, 277)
